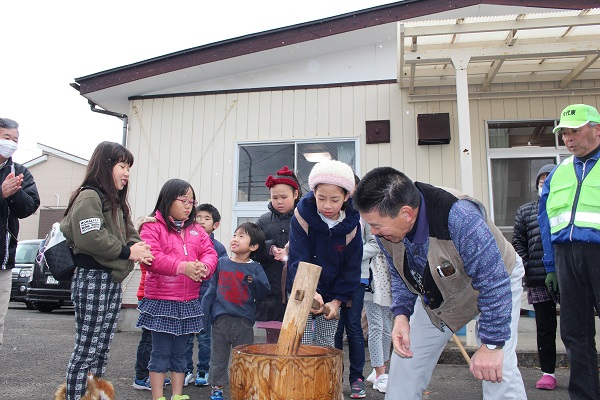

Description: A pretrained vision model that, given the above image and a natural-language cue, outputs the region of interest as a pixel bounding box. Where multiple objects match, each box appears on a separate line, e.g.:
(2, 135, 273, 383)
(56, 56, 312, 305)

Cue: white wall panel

(126, 84, 600, 257)
(270, 91, 283, 138)
(258, 92, 271, 141)
(305, 89, 318, 137)
(293, 90, 307, 138)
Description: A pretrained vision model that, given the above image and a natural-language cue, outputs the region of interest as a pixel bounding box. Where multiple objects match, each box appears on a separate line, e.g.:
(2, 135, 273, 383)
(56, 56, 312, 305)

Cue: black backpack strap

(79, 186, 107, 211)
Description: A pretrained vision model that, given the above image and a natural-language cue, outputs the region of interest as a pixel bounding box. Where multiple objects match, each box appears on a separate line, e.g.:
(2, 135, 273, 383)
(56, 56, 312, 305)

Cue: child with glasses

(201, 222, 270, 400)
(136, 179, 218, 400)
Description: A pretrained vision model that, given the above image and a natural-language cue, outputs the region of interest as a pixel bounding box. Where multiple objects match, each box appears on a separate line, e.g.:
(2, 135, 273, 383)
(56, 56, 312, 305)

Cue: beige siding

(123, 82, 600, 304)
(18, 155, 86, 240)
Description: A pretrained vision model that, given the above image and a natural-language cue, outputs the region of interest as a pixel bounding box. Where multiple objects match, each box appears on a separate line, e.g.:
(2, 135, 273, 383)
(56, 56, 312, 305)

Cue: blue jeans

(186, 325, 211, 373)
(186, 286, 211, 373)
(334, 284, 365, 383)
(135, 328, 153, 380)
(149, 331, 189, 373)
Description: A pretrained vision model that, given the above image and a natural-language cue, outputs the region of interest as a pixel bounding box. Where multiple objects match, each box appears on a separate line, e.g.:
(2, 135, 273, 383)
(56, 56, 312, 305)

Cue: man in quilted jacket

(0, 117, 40, 349)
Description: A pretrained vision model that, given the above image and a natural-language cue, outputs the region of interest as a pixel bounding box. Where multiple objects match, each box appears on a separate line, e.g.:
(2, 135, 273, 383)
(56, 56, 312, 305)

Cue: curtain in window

(491, 159, 509, 226)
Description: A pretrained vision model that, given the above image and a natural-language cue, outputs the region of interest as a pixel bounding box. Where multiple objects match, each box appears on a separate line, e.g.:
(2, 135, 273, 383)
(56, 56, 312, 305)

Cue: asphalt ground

(1, 302, 572, 400)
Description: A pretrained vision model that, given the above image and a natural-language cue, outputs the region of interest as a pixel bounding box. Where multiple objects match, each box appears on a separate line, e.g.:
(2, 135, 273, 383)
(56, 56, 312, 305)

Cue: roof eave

(74, 0, 599, 95)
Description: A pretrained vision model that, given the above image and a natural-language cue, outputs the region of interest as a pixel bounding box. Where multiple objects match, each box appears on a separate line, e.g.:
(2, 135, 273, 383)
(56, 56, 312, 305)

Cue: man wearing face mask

(0, 117, 40, 350)
(512, 163, 558, 391)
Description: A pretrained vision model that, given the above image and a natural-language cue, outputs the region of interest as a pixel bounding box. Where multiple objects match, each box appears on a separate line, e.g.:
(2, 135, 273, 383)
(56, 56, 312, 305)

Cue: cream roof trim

(398, 9, 600, 95)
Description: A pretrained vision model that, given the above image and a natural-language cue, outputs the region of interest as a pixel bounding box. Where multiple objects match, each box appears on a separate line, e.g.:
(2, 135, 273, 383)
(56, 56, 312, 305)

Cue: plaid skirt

(137, 298, 203, 336)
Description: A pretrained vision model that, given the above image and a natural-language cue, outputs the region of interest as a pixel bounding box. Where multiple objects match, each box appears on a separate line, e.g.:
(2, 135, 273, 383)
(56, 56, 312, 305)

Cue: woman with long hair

(57, 141, 153, 400)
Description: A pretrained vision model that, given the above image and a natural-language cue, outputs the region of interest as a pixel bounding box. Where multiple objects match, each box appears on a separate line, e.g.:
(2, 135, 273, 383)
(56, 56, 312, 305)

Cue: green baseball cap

(553, 104, 600, 134)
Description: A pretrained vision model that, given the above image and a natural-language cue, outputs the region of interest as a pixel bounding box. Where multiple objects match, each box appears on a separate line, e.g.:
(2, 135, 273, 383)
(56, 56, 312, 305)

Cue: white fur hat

(308, 160, 355, 193)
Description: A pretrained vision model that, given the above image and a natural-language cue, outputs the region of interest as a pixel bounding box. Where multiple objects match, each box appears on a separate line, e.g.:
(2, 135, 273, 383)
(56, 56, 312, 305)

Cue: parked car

(10, 239, 44, 309)
(26, 239, 73, 313)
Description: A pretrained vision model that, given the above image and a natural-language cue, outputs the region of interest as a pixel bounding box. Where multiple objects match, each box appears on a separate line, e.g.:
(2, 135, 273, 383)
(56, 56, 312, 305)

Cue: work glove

(545, 272, 558, 294)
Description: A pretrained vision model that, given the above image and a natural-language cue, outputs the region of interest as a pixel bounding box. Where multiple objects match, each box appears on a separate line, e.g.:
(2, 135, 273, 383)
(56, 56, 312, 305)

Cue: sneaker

(366, 369, 376, 385)
(133, 377, 151, 390)
(183, 371, 194, 387)
(536, 374, 557, 390)
(171, 395, 190, 400)
(133, 377, 172, 390)
(211, 386, 224, 400)
(195, 370, 209, 386)
(373, 374, 388, 393)
(350, 378, 366, 399)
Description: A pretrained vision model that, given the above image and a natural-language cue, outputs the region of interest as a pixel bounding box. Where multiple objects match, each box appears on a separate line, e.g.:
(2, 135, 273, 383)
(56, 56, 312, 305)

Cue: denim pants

(335, 284, 365, 383)
(149, 331, 189, 373)
(186, 283, 211, 373)
(135, 328, 153, 380)
(555, 242, 600, 400)
(186, 325, 211, 373)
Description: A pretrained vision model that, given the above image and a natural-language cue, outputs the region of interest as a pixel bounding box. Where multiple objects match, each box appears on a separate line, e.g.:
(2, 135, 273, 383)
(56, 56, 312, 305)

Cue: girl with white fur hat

(286, 159, 362, 350)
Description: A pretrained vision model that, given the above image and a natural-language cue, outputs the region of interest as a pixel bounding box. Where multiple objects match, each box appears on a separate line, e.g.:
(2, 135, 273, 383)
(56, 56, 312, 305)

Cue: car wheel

(34, 302, 59, 313)
(25, 301, 35, 310)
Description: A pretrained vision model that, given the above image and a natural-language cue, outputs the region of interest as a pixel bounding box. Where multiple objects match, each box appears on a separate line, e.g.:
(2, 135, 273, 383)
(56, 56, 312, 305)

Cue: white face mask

(538, 187, 543, 197)
(0, 140, 18, 159)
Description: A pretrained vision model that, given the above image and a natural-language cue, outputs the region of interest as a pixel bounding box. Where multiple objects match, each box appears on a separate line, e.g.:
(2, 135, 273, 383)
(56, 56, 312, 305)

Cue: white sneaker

(183, 371, 194, 386)
(373, 374, 388, 393)
(366, 369, 376, 385)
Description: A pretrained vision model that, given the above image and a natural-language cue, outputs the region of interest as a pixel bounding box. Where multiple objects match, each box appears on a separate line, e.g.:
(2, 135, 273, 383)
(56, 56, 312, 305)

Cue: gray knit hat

(535, 164, 556, 187)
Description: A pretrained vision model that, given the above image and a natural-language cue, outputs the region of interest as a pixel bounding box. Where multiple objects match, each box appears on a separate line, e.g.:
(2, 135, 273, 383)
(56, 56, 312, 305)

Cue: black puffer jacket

(512, 200, 546, 287)
(254, 203, 294, 321)
(0, 159, 40, 270)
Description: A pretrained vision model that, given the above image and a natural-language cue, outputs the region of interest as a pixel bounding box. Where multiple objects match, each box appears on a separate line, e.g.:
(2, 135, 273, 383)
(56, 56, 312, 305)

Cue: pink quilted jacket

(140, 210, 218, 301)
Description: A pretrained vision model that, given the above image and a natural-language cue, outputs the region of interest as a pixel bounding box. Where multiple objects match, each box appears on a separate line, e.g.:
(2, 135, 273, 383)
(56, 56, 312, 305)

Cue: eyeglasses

(175, 198, 198, 207)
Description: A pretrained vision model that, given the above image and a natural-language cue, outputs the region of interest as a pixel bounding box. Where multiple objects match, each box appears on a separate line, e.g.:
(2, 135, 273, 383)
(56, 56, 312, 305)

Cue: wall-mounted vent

(417, 113, 451, 145)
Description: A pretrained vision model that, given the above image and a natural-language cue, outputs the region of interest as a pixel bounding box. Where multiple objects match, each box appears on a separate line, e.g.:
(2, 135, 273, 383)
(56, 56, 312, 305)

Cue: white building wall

(18, 155, 86, 240)
(127, 80, 600, 244)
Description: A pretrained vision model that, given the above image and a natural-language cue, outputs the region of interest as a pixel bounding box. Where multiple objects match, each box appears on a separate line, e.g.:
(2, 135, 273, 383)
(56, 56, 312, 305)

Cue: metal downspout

(88, 101, 129, 146)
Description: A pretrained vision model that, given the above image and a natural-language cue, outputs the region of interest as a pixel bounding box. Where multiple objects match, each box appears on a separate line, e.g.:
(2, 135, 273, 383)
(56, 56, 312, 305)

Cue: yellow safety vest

(546, 156, 600, 234)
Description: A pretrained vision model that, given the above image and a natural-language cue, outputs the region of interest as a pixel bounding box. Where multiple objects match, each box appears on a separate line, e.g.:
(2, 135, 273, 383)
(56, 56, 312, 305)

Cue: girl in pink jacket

(136, 179, 218, 400)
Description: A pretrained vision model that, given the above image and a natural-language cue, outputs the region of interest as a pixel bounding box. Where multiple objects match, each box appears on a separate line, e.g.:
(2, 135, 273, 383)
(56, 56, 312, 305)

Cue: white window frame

(485, 118, 569, 227)
(231, 137, 360, 234)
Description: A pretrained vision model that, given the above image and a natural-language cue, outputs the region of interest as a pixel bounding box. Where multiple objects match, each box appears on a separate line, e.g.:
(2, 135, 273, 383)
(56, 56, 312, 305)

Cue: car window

(15, 243, 41, 264)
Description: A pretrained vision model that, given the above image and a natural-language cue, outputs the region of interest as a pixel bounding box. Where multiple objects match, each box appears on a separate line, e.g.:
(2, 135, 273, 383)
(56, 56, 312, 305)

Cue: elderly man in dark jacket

(512, 163, 557, 390)
(0, 117, 40, 350)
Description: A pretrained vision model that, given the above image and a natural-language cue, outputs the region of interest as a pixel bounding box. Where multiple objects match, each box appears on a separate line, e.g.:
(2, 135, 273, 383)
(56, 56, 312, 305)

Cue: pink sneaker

(536, 375, 557, 390)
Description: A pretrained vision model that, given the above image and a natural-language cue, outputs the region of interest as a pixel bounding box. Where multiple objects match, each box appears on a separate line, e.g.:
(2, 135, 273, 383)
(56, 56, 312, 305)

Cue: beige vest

(380, 188, 515, 332)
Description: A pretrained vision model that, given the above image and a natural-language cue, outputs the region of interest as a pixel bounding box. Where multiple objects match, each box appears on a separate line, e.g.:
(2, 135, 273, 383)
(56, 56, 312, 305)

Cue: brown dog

(54, 374, 115, 400)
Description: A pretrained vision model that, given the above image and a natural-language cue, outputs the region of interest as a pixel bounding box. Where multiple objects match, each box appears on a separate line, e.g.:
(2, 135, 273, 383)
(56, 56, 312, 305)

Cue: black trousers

(555, 242, 600, 400)
(532, 299, 557, 374)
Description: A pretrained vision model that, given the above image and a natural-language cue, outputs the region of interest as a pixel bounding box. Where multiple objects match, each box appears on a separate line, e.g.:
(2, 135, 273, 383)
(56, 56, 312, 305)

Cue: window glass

(296, 141, 356, 194)
(488, 120, 557, 149)
(487, 119, 565, 242)
(15, 242, 40, 264)
(237, 140, 356, 202)
(491, 157, 555, 230)
(238, 144, 294, 202)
